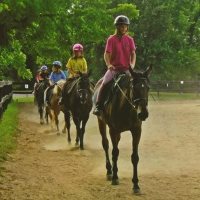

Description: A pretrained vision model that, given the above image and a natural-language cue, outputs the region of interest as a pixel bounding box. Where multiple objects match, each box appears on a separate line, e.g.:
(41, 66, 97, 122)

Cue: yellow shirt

(66, 57, 87, 78)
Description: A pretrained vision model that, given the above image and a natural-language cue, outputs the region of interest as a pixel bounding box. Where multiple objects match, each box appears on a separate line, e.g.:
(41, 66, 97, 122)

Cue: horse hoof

(133, 188, 141, 195)
(40, 121, 44, 125)
(62, 129, 66, 134)
(112, 179, 119, 185)
(106, 174, 112, 181)
(80, 147, 84, 150)
(57, 132, 60, 136)
(68, 139, 71, 143)
(75, 142, 79, 146)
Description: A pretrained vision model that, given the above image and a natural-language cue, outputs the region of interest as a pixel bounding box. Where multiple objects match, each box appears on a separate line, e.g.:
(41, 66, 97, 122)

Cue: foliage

(0, 0, 199, 81)
(0, 38, 32, 80)
(132, 0, 200, 80)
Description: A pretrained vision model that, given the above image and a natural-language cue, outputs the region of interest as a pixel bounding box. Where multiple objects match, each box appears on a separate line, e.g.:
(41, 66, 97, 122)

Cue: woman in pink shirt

(93, 15, 136, 116)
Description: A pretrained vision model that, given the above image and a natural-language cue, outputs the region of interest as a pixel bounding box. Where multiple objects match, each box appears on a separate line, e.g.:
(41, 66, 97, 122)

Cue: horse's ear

(129, 67, 138, 78)
(143, 64, 152, 77)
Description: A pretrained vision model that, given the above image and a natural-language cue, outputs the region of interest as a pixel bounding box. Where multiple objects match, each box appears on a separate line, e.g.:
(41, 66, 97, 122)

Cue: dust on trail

(0, 100, 200, 200)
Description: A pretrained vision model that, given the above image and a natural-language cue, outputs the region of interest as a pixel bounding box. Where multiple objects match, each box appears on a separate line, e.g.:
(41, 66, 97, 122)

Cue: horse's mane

(57, 79, 66, 87)
(53, 80, 66, 94)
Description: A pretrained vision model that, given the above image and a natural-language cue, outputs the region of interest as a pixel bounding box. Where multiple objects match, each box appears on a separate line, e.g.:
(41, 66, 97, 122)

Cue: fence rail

(150, 80, 200, 96)
(12, 81, 34, 94)
(0, 81, 13, 119)
(1, 79, 199, 118)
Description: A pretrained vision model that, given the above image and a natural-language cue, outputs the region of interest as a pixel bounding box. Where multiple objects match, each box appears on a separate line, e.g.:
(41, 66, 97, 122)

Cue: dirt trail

(0, 100, 200, 200)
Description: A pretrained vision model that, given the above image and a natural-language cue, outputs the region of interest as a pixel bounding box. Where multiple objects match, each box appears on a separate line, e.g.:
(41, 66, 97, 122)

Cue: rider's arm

(49, 72, 55, 85)
(104, 37, 115, 70)
(81, 58, 87, 74)
(130, 50, 136, 69)
(66, 58, 76, 77)
(130, 37, 136, 69)
(104, 52, 114, 70)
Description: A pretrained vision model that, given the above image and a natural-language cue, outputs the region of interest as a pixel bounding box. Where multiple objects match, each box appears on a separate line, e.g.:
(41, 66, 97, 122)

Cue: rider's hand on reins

(107, 64, 115, 70)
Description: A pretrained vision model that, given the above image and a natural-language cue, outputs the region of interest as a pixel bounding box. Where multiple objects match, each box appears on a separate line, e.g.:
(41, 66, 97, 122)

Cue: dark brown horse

(62, 73, 93, 150)
(93, 66, 152, 193)
(35, 79, 49, 124)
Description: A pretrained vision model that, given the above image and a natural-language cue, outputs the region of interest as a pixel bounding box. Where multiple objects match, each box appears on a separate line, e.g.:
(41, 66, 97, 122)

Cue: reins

(112, 71, 136, 109)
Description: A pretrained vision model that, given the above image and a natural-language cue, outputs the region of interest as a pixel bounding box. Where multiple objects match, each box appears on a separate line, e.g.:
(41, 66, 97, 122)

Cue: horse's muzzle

(80, 100, 87, 104)
(138, 109, 149, 121)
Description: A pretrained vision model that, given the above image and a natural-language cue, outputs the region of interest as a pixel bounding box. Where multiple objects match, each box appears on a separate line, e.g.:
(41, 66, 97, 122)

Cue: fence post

(0, 81, 13, 120)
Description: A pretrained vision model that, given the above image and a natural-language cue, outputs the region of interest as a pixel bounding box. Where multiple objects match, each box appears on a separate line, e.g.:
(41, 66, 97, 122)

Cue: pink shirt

(105, 34, 136, 70)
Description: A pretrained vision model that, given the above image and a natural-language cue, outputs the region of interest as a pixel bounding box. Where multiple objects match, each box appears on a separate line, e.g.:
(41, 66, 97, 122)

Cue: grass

(13, 96, 34, 103)
(0, 101, 19, 163)
(0, 96, 33, 166)
(0, 97, 34, 164)
(149, 92, 200, 101)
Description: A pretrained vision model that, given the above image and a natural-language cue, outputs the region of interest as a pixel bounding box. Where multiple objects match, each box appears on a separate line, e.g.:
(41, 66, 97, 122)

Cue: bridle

(131, 77, 150, 105)
(76, 77, 90, 104)
(113, 74, 149, 109)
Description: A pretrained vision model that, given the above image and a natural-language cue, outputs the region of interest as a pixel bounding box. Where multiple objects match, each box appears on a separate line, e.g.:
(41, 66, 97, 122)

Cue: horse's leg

(50, 109, 54, 130)
(79, 114, 89, 150)
(63, 111, 71, 143)
(54, 110, 60, 135)
(131, 127, 141, 194)
(98, 118, 112, 180)
(109, 128, 121, 185)
(45, 106, 49, 124)
(38, 105, 44, 124)
(73, 116, 81, 146)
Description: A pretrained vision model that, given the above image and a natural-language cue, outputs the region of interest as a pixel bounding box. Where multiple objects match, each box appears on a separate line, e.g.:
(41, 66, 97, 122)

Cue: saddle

(36, 79, 49, 89)
(100, 72, 129, 106)
(65, 77, 80, 94)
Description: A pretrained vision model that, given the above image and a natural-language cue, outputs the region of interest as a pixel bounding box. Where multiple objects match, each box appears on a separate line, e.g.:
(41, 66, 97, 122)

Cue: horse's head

(76, 73, 91, 105)
(130, 65, 152, 121)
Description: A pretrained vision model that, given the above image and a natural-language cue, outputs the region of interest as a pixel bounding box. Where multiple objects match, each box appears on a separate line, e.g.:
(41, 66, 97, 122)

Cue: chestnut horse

(93, 66, 152, 193)
(46, 80, 66, 134)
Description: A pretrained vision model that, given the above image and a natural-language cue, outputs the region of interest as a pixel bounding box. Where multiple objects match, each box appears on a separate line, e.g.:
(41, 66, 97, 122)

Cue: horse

(34, 79, 49, 124)
(93, 65, 152, 193)
(62, 73, 93, 150)
(45, 79, 66, 134)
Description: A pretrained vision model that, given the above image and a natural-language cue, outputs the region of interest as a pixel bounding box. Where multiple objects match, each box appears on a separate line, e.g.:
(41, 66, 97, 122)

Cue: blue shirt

(49, 71, 66, 84)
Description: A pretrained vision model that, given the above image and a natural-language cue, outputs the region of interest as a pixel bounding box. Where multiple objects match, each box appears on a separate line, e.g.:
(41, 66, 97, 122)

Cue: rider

(59, 43, 88, 106)
(93, 15, 136, 116)
(67, 43, 87, 78)
(45, 61, 67, 106)
(33, 65, 49, 94)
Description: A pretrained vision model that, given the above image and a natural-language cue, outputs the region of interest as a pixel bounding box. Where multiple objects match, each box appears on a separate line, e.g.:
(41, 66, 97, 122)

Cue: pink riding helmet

(73, 43, 83, 51)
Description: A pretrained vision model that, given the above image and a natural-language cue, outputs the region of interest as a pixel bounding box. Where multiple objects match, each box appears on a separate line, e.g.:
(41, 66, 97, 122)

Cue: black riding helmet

(114, 15, 130, 26)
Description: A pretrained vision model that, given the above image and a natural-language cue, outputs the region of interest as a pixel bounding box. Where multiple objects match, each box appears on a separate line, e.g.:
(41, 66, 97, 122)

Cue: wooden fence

(150, 80, 200, 96)
(0, 79, 199, 119)
(0, 81, 13, 119)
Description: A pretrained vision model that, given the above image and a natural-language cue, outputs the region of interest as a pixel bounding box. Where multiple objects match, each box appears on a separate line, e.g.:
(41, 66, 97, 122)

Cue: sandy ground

(0, 100, 200, 200)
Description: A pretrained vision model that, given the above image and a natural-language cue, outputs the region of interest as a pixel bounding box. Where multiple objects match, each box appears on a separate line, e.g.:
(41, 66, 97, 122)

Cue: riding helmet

(114, 15, 130, 25)
(53, 61, 62, 67)
(40, 65, 48, 71)
(73, 43, 83, 51)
